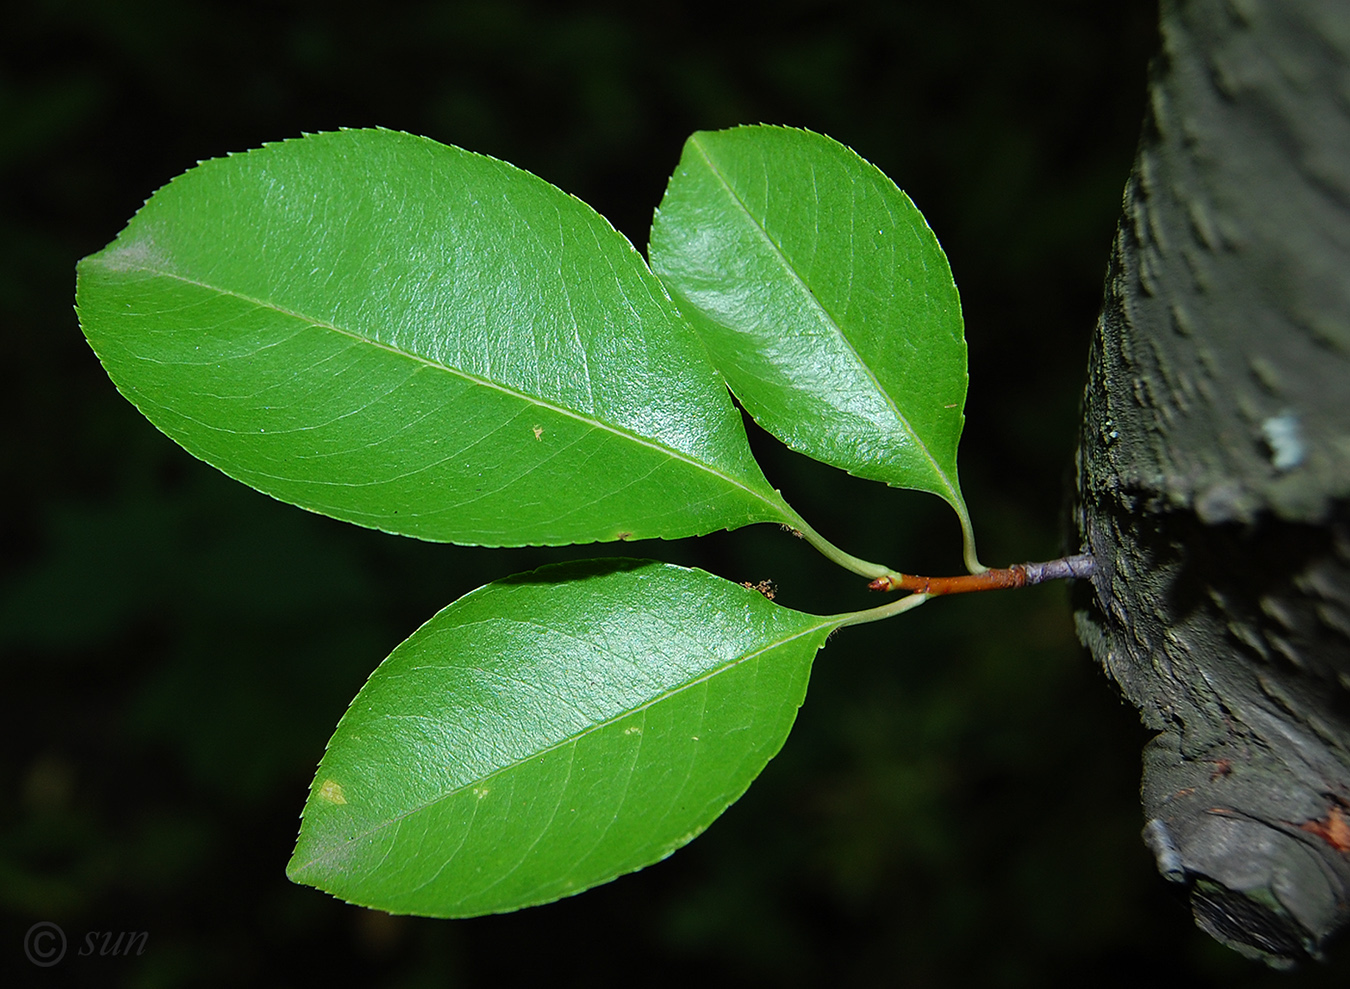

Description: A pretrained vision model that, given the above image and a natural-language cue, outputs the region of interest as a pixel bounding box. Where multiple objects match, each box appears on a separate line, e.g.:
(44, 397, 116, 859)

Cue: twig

(867, 553, 1096, 595)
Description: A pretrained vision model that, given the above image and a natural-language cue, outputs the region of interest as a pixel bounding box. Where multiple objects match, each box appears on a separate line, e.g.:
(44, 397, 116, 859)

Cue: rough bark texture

(1073, 0, 1350, 966)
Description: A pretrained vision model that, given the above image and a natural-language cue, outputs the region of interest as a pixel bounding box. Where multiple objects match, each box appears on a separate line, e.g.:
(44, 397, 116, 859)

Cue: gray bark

(1073, 0, 1350, 966)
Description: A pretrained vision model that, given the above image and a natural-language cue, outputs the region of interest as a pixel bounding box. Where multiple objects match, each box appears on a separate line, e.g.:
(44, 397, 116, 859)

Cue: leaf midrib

(688, 135, 959, 504)
(292, 613, 835, 874)
(89, 254, 785, 513)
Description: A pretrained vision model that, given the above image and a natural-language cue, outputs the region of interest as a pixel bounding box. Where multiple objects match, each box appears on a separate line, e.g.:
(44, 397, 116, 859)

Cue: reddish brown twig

(867, 553, 1096, 595)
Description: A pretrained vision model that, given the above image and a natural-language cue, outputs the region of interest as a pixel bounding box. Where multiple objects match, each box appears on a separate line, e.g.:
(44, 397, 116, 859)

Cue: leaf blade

(77, 129, 790, 546)
(286, 559, 833, 916)
(649, 125, 979, 562)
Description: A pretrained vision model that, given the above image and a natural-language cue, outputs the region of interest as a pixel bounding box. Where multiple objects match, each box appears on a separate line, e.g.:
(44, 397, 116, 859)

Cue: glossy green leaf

(76, 128, 794, 547)
(287, 559, 834, 916)
(649, 125, 980, 568)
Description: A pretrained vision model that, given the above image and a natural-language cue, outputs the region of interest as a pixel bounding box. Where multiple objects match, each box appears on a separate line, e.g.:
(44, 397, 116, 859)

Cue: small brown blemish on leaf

(615, 531, 632, 541)
(317, 779, 347, 805)
(1297, 805, 1350, 853)
(740, 579, 777, 600)
(532, 425, 543, 441)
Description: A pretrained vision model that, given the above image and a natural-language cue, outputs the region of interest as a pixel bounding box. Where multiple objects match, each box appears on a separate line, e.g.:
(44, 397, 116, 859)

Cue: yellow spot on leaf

(532, 425, 543, 441)
(624, 726, 642, 735)
(473, 787, 490, 800)
(318, 779, 347, 804)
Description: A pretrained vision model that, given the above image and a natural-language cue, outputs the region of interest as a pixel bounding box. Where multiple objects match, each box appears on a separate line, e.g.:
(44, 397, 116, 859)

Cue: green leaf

(287, 559, 833, 917)
(76, 128, 793, 547)
(649, 125, 981, 569)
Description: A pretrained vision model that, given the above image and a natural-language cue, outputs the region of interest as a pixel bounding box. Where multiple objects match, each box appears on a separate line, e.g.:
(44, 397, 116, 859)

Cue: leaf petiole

(779, 507, 902, 584)
(953, 500, 985, 575)
(830, 591, 930, 629)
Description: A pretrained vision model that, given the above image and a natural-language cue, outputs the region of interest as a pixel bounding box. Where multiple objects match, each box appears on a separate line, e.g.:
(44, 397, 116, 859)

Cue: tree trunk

(1073, 0, 1350, 966)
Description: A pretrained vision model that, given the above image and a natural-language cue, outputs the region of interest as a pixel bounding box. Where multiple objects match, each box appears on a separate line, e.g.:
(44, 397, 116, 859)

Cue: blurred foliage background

(4, 0, 1347, 985)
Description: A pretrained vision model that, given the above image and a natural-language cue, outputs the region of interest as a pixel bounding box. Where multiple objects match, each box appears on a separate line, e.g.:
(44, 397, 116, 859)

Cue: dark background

(5, 1, 1347, 985)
